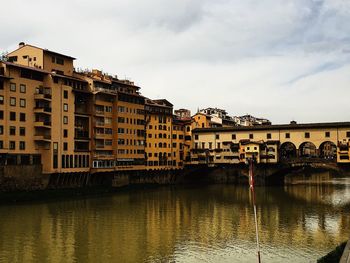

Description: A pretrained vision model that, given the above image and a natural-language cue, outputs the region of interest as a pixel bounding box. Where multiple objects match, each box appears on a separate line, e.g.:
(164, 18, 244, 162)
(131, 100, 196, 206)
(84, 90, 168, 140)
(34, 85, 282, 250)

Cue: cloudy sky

(1, 0, 350, 124)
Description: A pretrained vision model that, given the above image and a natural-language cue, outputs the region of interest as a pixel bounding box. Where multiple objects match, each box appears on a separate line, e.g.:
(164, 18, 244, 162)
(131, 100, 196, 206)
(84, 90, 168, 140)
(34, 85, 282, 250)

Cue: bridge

(190, 121, 350, 165)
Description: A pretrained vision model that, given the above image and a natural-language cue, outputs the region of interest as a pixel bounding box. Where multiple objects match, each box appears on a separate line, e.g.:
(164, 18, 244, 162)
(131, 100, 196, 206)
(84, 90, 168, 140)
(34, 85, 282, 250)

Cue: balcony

(34, 134, 51, 142)
(75, 130, 89, 140)
(34, 93, 52, 101)
(34, 121, 52, 129)
(34, 107, 52, 115)
(95, 121, 105, 127)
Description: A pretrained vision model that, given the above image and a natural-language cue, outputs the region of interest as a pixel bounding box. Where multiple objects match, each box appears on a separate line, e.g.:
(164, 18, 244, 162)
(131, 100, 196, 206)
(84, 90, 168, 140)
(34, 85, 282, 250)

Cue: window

(285, 133, 290, 139)
(10, 112, 16, 121)
(217, 142, 221, 149)
(305, 132, 310, 138)
(201, 142, 205, 149)
(10, 97, 16, 106)
(20, 127, 25, 136)
(249, 134, 254, 139)
(10, 83, 16, 92)
(0, 141, 3, 149)
(232, 134, 236, 140)
(63, 116, 68, 124)
(216, 134, 219, 139)
(63, 129, 68, 138)
(0, 126, 3, 134)
(20, 113, 26, 122)
(20, 84, 26, 93)
(20, 98, 26, 108)
(209, 142, 212, 149)
(0, 96, 3, 104)
(63, 90, 68, 99)
(195, 134, 199, 140)
(63, 103, 68, 112)
(347, 131, 350, 138)
(267, 133, 271, 139)
(63, 142, 68, 151)
(19, 141, 25, 150)
(325, 131, 330, 138)
(0, 110, 3, 119)
(9, 141, 15, 150)
(9, 126, 16, 135)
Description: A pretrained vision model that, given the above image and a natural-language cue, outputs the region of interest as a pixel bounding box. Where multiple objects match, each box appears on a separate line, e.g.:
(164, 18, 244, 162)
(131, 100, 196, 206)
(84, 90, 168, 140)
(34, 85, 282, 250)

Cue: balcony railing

(75, 130, 89, 139)
(34, 93, 52, 101)
(34, 121, 52, 128)
(34, 107, 52, 114)
(34, 134, 51, 142)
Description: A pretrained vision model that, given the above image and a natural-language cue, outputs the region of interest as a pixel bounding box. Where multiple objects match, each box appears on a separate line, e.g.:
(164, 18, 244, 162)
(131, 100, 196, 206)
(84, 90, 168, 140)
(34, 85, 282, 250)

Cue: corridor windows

(305, 132, 310, 138)
(19, 141, 25, 150)
(10, 112, 16, 121)
(20, 99, 26, 108)
(0, 95, 3, 104)
(9, 126, 15, 135)
(20, 84, 26, 93)
(63, 103, 68, 112)
(63, 116, 68, 124)
(20, 127, 25, 136)
(10, 97, 16, 106)
(20, 113, 26, 122)
(10, 83, 16, 92)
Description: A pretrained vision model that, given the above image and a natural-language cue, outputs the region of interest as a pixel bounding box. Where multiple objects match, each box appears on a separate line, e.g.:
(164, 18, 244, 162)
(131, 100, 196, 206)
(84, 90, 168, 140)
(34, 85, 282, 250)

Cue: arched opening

(299, 142, 317, 158)
(319, 141, 337, 160)
(280, 142, 297, 160)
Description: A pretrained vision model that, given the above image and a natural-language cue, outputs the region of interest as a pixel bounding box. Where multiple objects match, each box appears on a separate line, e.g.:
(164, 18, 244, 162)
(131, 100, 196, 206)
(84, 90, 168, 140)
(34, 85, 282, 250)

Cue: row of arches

(280, 141, 337, 160)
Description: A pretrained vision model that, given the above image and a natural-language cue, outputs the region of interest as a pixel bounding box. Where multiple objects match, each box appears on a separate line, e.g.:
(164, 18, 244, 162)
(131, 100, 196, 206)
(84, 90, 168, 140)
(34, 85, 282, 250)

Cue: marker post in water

(248, 157, 262, 263)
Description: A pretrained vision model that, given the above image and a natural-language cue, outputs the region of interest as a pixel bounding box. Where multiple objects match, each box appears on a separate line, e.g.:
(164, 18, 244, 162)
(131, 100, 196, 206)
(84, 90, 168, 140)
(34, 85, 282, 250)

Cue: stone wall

(0, 165, 47, 191)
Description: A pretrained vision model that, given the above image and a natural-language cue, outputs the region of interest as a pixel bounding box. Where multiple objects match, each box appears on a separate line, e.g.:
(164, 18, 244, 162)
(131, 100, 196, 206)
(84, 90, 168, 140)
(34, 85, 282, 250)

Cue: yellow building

(1, 43, 90, 175)
(145, 99, 174, 169)
(191, 123, 350, 165)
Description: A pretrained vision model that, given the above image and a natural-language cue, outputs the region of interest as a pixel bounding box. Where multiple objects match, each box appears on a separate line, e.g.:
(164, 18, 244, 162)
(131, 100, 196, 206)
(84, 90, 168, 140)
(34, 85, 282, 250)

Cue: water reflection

(0, 175, 349, 263)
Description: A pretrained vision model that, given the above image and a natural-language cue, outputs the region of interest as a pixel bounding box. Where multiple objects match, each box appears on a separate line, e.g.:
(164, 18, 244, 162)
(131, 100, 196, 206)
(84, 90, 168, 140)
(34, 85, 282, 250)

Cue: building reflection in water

(0, 175, 349, 262)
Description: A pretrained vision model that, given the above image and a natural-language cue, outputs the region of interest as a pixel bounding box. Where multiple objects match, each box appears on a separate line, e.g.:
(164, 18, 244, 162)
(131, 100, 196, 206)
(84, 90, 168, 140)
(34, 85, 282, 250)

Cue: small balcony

(75, 130, 89, 140)
(34, 121, 52, 129)
(34, 93, 52, 101)
(34, 107, 52, 115)
(34, 134, 51, 142)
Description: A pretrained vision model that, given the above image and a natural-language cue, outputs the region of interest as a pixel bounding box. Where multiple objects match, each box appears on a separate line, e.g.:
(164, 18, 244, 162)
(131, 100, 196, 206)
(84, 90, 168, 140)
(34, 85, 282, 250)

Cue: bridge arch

(319, 141, 337, 160)
(279, 142, 297, 160)
(298, 142, 317, 158)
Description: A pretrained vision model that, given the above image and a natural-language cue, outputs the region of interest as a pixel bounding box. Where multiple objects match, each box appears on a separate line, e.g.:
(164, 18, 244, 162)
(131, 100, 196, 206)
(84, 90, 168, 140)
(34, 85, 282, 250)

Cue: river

(0, 172, 349, 262)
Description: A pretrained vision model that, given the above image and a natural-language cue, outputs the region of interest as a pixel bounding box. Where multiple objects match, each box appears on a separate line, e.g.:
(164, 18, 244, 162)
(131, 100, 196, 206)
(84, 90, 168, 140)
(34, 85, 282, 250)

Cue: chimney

(19, 42, 25, 48)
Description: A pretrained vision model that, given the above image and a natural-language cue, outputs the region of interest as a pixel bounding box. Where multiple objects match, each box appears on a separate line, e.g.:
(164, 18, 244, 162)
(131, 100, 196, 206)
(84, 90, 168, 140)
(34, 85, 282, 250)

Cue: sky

(1, 0, 350, 124)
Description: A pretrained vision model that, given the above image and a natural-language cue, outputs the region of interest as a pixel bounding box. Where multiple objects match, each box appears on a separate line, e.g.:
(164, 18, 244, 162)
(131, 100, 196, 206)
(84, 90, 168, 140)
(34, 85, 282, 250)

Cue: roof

(152, 99, 173, 107)
(145, 98, 173, 108)
(112, 78, 141, 90)
(3, 61, 50, 74)
(193, 122, 350, 133)
(8, 44, 76, 60)
(52, 72, 88, 83)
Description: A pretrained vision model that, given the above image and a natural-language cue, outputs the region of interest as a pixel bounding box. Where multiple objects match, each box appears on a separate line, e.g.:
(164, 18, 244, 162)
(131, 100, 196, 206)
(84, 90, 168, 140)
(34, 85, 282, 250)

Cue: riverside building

(1, 42, 350, 187)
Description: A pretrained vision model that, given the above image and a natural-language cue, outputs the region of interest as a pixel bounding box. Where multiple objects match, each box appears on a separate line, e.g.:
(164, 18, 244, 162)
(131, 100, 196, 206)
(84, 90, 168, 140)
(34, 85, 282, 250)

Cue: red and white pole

(249, 158, 262, 263)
